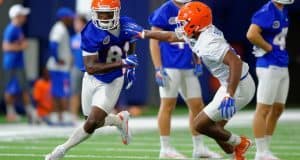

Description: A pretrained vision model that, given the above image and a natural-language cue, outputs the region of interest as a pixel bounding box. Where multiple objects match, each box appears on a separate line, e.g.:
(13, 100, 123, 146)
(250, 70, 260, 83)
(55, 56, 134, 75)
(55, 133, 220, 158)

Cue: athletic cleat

(254, 151, 280, 160)
(159, 147, 187, 159)
(254, 154, 265, 160)
(5, 113, 20, 123)
(117, 111, 132, 145)
(193, 146, 222, 158)
(45, 145, 66, 160)
(234, 136, 252, 160)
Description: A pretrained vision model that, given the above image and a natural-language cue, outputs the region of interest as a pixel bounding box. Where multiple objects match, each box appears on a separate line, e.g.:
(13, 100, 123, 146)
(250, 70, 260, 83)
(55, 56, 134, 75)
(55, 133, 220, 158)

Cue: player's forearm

(227, 59, 242, 97)
(248, 34, 272, 52)
(223, 51, 243, 96)
(247, 25, 272, 52)
(85, 61, 123, 75)
(149, 39, 163, 68)
(143, 30, 181, 42)
(193, 53, 201, 64)
(2, 42, 24, 52)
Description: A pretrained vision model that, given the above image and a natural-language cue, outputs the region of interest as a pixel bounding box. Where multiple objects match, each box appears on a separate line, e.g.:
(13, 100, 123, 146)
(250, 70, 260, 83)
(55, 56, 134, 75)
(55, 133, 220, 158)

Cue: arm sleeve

(3, 27, 18, 43)
(80, 23, 101, 53)
(49, 41, 59, 62)
(193, 34, 230, 63)
(251, 11, 271, 30)
(206, 40, 230, 63)
(49, 25, 64, 43)
(82, 50, 98, 56)
(148, 8, 168, 29)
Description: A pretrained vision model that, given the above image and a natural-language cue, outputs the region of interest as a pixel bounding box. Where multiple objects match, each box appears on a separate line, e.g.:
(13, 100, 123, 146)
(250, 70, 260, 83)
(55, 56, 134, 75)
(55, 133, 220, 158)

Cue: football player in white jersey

(125, 2, 256, 160)
(47, 7, 74, 124)
(148, 0, 220, 158)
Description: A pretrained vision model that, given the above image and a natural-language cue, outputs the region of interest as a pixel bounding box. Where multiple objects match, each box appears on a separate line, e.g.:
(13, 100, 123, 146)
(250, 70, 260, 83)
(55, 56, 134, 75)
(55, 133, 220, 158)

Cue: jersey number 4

(273, 27, 288, 51)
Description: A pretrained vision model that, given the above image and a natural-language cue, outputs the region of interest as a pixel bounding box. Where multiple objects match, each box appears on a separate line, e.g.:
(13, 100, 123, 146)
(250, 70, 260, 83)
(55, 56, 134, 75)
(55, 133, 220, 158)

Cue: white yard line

(0, 110, 299, 141)
(0, 151, 300, 159)
(9, 139, 300, 147)
(0, 153, 158, 160)
(0, 145, 299, 152)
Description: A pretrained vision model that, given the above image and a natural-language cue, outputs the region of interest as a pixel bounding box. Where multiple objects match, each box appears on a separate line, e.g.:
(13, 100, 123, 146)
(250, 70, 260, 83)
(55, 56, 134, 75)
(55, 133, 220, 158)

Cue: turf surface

(0, 122, 299, 160)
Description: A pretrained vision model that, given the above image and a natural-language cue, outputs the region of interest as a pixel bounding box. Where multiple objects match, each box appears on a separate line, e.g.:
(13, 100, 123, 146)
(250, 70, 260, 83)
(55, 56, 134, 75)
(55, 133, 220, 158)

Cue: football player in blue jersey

(247, 0, 293, 159)
(45, 0, 142, 159)
(2, 4, 39, 123)
(148, 0, 220, 159)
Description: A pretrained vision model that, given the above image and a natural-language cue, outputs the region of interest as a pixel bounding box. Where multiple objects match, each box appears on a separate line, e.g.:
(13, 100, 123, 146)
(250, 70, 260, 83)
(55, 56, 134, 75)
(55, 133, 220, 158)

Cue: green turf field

(0, 122, 299, 160)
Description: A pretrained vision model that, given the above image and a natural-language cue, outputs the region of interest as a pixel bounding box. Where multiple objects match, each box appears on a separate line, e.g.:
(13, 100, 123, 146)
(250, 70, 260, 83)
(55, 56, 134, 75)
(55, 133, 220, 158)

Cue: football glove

(125, 68, 136, 90)
(218, 94, 236, 120)
(194, 63, 203, 77)
(122, 54, 138, 68)
(122, 22, 145, 40)
(252, 46, 268, 57)
(155, 67, 170, 87)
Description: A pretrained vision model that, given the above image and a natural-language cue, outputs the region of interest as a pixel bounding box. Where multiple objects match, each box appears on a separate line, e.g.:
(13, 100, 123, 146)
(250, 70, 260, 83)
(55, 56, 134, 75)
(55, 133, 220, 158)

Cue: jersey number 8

(106, 42, 129, 63)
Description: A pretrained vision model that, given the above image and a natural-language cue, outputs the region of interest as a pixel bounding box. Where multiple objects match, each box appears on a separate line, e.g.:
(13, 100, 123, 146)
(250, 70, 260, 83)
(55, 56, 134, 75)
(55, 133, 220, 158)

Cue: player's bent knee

(272, 104, 285, 117)
(193, 112, 210, 133)
(84, 118, 104, 133)
(84, 107, 107, 133)
(255, 104, 271, 118)
(159, 104, 175, 113)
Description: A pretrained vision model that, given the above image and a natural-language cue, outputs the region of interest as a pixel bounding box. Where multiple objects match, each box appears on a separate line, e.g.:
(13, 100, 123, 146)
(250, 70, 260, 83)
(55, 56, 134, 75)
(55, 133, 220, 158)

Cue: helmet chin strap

(200, 24, 212, 32)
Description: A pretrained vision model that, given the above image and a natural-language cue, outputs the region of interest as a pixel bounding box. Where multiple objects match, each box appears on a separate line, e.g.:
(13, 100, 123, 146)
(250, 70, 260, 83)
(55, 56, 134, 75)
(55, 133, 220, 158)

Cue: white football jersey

(190, 25, 249, 86)
(47, 21, 72, 72)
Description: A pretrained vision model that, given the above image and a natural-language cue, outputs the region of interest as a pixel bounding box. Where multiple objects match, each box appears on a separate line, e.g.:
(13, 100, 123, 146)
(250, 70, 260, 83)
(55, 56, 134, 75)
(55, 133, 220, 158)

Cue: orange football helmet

(91, 0, 121, 30)
(175, 2, 212, 38)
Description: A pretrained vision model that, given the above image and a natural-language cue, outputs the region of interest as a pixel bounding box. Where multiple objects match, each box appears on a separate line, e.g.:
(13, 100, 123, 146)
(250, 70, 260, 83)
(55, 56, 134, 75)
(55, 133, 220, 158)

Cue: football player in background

(70, 15, 87, 122)
(247, 0, 293, 159)
(45, 0, 141, 159)
(126, 2, 256, 159)
(47, 7, 74, 125)
(2, 4, 39, 123)
(148, 0, 220, 158)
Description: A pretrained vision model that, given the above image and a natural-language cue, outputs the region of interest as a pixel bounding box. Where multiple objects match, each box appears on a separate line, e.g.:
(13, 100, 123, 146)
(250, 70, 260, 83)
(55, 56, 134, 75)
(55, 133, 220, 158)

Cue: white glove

(252, 46, 267, 57)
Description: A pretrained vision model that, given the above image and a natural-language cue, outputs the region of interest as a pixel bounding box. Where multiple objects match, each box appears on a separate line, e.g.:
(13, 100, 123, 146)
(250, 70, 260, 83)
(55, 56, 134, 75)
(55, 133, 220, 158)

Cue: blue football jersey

(71, 33, 84, 70)
(2, 23, 25, 70)
(149, 0, 194, 69)
(251, 1, 289, 68)
(81, 17, 138, 83)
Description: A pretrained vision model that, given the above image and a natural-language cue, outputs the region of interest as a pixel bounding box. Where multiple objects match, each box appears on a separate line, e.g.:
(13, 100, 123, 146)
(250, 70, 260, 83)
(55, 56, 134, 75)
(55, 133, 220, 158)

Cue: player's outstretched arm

(121, 21, 181, 42)
(143, 30, 183, 42)
(246, 24, 272, 52)
(84, 53, 123, 75)
(223, 50, 243, 97)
